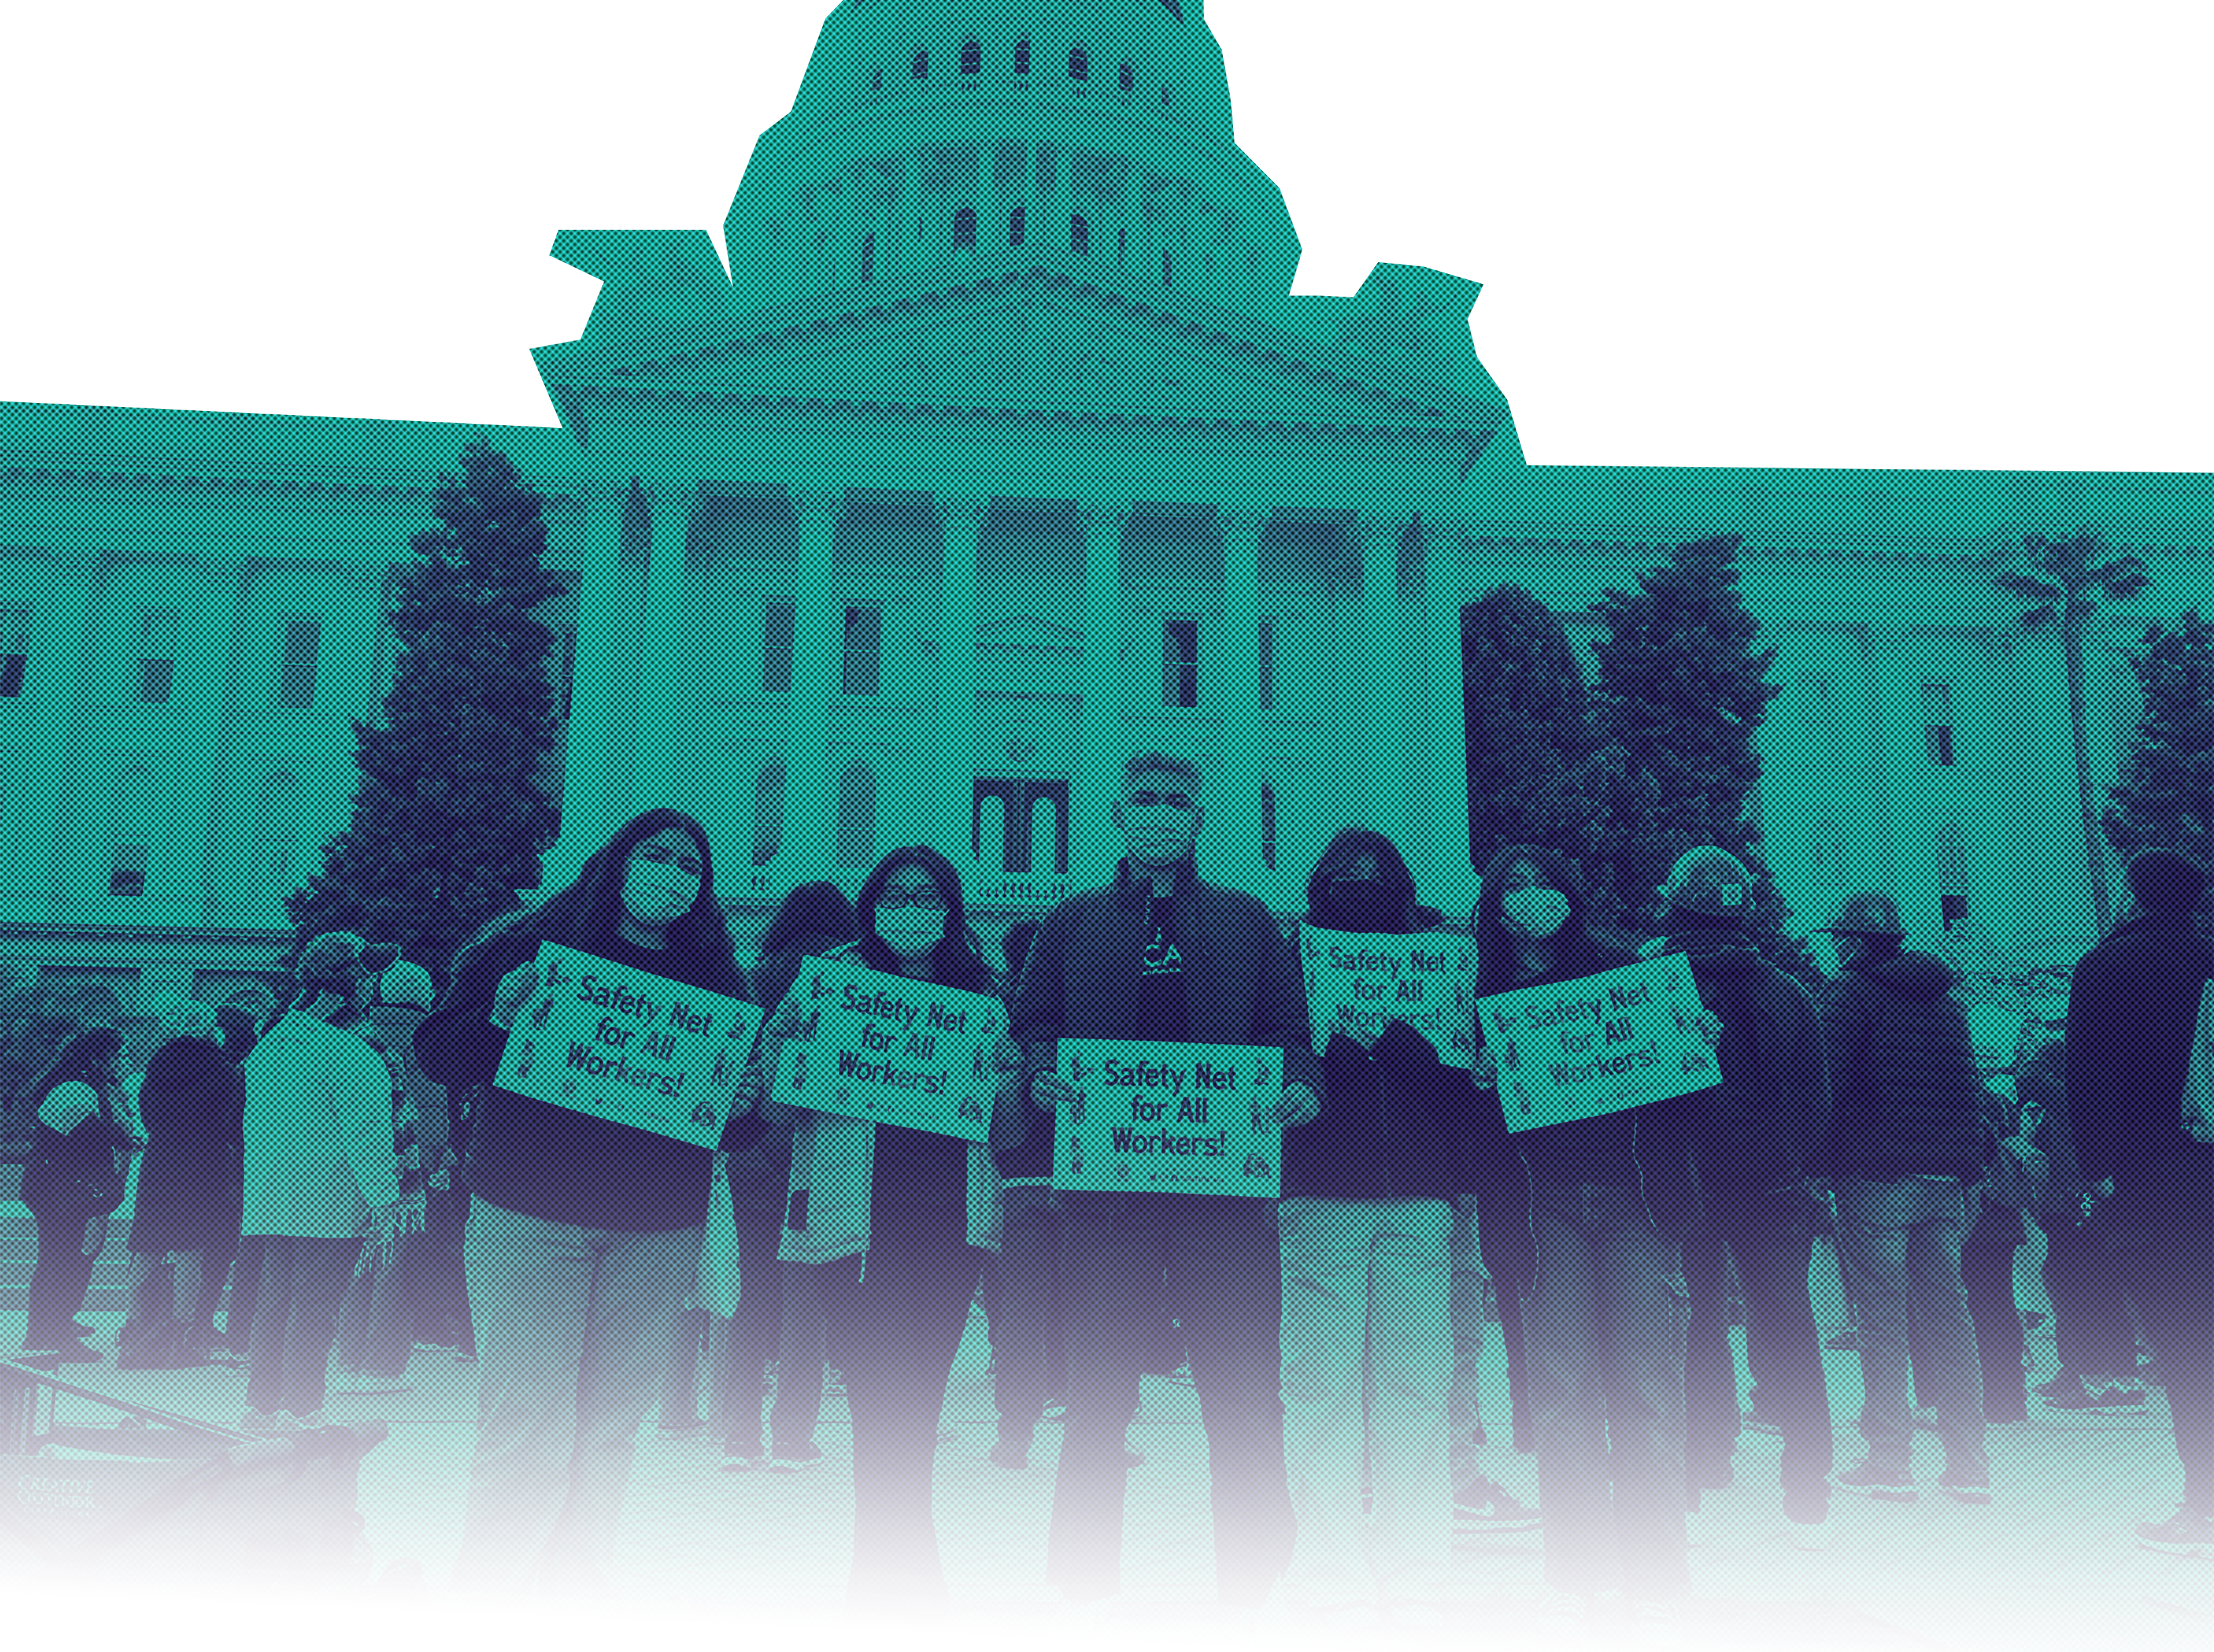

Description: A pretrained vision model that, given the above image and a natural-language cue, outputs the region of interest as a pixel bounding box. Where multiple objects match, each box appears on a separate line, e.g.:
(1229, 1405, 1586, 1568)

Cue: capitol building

(1, 0, 2209, 1014)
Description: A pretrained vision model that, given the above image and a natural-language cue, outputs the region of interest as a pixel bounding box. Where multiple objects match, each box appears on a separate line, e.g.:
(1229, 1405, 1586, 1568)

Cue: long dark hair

(753, 880, 862, 1016)
(457, 809, 742, 998)
(853, 846, 995, 995)
(31, 1028, 123, 1113)
(1304, 826, 1419, 930)
(1475, 842, 1609, 997)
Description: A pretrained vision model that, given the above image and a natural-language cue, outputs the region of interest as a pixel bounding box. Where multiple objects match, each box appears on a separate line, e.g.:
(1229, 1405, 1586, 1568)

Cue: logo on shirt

(1142, 924, 1183, 977)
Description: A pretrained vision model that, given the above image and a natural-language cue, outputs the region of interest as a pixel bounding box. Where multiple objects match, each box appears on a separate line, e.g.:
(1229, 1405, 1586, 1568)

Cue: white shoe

(1040, 1585, 1115, 1639)
(1239, 1577, 1302, 1639)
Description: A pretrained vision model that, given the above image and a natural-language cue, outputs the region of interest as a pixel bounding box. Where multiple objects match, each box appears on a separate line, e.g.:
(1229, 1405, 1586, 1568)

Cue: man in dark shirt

(1012, 751, 1321, 1606)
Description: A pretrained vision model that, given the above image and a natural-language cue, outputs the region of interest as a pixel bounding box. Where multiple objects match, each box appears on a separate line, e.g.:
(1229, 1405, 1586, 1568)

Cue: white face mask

(874, 906, 945, 959)
(1502, 887, 1570, 938)
(623, 859, 700, 928)
(1121, 800, 1195, 863)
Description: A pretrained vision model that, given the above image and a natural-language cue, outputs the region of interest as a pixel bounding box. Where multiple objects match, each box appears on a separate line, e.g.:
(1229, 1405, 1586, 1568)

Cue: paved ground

(5, 1275, 2208, 1652)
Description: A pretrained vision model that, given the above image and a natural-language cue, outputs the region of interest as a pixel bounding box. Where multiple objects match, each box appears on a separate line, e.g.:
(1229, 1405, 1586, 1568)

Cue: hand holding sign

(492, 960, 540, 1032)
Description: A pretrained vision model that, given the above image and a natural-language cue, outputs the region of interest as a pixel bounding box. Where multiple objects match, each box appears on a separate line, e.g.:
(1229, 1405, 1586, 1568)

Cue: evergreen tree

(2102, 607, 2214, 896)
(283, 439, 565, 983)
(1461, 582, 1607, 877)
(1580, 534, 1821, 987)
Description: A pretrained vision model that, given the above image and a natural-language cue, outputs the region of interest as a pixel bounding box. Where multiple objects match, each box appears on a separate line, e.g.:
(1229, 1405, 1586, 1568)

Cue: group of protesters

(14, 747, 2213, 1626)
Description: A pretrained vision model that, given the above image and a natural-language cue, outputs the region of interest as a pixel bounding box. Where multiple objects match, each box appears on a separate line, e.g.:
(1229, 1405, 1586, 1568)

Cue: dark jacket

(1813, 946, 1988, 1184)
(1004, 854, 1321, 1182)
(1658, 919, 1833, 1203)
(22, 1084, 133, 1219)
(126, 1035, 246, 1254)
(414, 929, 755, 1234)
(2065, 908, 2214, 1215)
(2016, 1035, 2082, 1215)
(1471, 937, 1705, 1245)
(1284, 904, 1464, 1201)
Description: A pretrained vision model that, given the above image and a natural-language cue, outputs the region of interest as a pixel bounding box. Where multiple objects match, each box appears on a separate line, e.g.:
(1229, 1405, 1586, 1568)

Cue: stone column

(1073, 497, 1135, 886)
(1409, 510, 1477, 922)
(546, 476, 651, 890)
(1356, 506, 1415, 870)
(1214, 505, 1267, 903)
(783, 489, 847, 894)
(628, 475, 700, 813)
(938, 494, 984, 881)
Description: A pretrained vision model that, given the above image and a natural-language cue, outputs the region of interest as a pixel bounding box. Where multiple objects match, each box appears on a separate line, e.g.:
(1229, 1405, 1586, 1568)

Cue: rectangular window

(1164, 617, 1197, 708)
(137, 605, 181, 704)
(1938, 822, 1968, 932)
(279, 617, 322, 709)
(843, 603, 881, 697)
(764, 598, 796, 694)
(109, 841, 147, 899)
(1257, 618, 1275, 712)
(1921, 681, 1954, 767)
(0, 603, 28, 698)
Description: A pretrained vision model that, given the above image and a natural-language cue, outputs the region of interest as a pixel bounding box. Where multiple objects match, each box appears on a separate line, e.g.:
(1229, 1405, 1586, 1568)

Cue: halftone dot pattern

(4, 2, 2210, 1640)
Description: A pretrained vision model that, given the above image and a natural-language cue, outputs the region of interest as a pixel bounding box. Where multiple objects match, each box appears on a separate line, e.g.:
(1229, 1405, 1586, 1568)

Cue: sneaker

(2100, 1380, 2148, 1406)
(293, 1410, 327, 1432)
(2035, 1370, 2088, 1400)
(1743, 1409, 1784, 1437)
(769, 1441, 824, 1472)
(1822, 1326, 1861, 1351)
(1454, 1475, 1542, 1530)
(2136, 1505, 2214, 1559)
(989, 1437, 1031, 1470)
(1938, 1463, 1991, 1505)
(1239, 1577, 1302, 1639)
(1832, 1459, 1916, 1502)
(1040, 1594, 1115, 1639)
(1629, 1585, 1673, 1639)
(721, 1438, 766, 1471)
(1532, 1585, 1585, 1639)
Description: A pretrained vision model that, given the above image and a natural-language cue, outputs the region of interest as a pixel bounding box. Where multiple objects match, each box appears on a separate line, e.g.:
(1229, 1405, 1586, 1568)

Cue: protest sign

(495, 942, 762, 1148)
(768, 954, 1006, 1143)
(1051, 1040, 1285, 1198)
(1300, 924, 1478, 1068)
(1475, 951, 1718, 1133)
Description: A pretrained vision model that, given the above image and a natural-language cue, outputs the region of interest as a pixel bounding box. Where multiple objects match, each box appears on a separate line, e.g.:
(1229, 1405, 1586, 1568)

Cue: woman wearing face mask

(412, 809, 749, 1592)
(1469, 843, 1705, 1621)
(757, 846, 1008, 1604)
(1278, 828, 1461, 1620)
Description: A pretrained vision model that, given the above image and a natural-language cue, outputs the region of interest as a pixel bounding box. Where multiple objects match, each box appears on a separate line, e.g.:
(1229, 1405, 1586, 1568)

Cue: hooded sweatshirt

(1814, 944, 1989, 1184)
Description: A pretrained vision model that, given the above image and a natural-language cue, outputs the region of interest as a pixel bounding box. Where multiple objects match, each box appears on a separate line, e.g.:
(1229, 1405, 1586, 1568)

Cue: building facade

(1, 0, 2209, 1016)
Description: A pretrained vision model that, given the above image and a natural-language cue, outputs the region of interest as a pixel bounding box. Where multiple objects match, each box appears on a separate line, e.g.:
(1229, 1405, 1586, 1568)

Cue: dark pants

(2110, 1199, 2214, 1513)
(1683, 1189, 1835, 1518)
(816, 1235, 988, 1601)
(1524, 1180, 1689, 1602)
(1049, 1191, 1294, 1603)
(194, 1234, 240, 1343)
(1962, 1197, 2027, 1423)
(244, 1235, 361, 1417)
(24, 1206, 99, 1345)
(405, 1182, 476, 1355)
(712, 1196, 787, 1450)
(224, 1234, 267, 1351)
(2038, 1208, 2138, 1382)
(990, 1187, 1067, 1446)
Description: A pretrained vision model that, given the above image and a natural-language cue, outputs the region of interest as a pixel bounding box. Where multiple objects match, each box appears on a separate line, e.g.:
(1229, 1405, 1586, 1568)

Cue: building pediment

(534, 265, 1508, 444)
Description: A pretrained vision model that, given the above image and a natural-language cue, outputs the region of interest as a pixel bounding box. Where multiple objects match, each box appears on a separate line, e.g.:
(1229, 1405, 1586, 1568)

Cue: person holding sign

(1278, 828, 1460, 1614)
(1469, 844, 1703, 1619)
(1013, 751, 1320, 1608)
(412, 809, 750, 1592)
(760, 846, 1008, 1604)
(1648, 848, 1837, 1540)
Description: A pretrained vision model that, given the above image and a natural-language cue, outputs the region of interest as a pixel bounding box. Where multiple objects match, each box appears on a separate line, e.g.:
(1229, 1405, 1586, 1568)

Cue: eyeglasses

(878, 886, 949, 912)
(1129, 790, 1195, 811)
(633, 843, 704, 877)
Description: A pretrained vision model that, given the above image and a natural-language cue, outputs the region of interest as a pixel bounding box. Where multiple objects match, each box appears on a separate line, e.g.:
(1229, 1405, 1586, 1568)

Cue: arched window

(1261, 784, 1278, 873)
(751, 763, 784, 867)
(1069, 46, 1088, 81)
(860, 231, 874, 282)
(1014, 38, 1031, 75)
(912, 49, 928, 79)
(836, 762, 877, 870)
(1119, 63, 1134, 93)
(1070, 213, 1088, 256)
(954, 207, 977, 248)
(960, 40, 980, 76)
(1009, 204, 1025, 246)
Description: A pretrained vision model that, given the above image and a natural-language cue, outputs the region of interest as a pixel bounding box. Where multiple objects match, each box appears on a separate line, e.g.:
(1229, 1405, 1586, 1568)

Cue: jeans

(1524, 1178, 1689, 1601)
(711, 1195, 787, 1450)
(24, 1206, 100, 1345)
(1049, 1191, 1294, 1602)
(2038, 1208, 2138, 1382)
(2108, 1198, 2214, 1513)
(775, 1256, 840, 1452)
(990, 1185, 1068, 1445)
(1448, 1195, 1489, 1477)
(1682, 1188, 1835, 1518)
(455, 1197, 700, 1587)
(244, 1235, 362, 1417)
(1832, 1176, 1985, 1472)
(333, 1233, 415, 1382)
(1280, 1197, 1452, 1599)
(1963, 1196, 2028, 1422)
